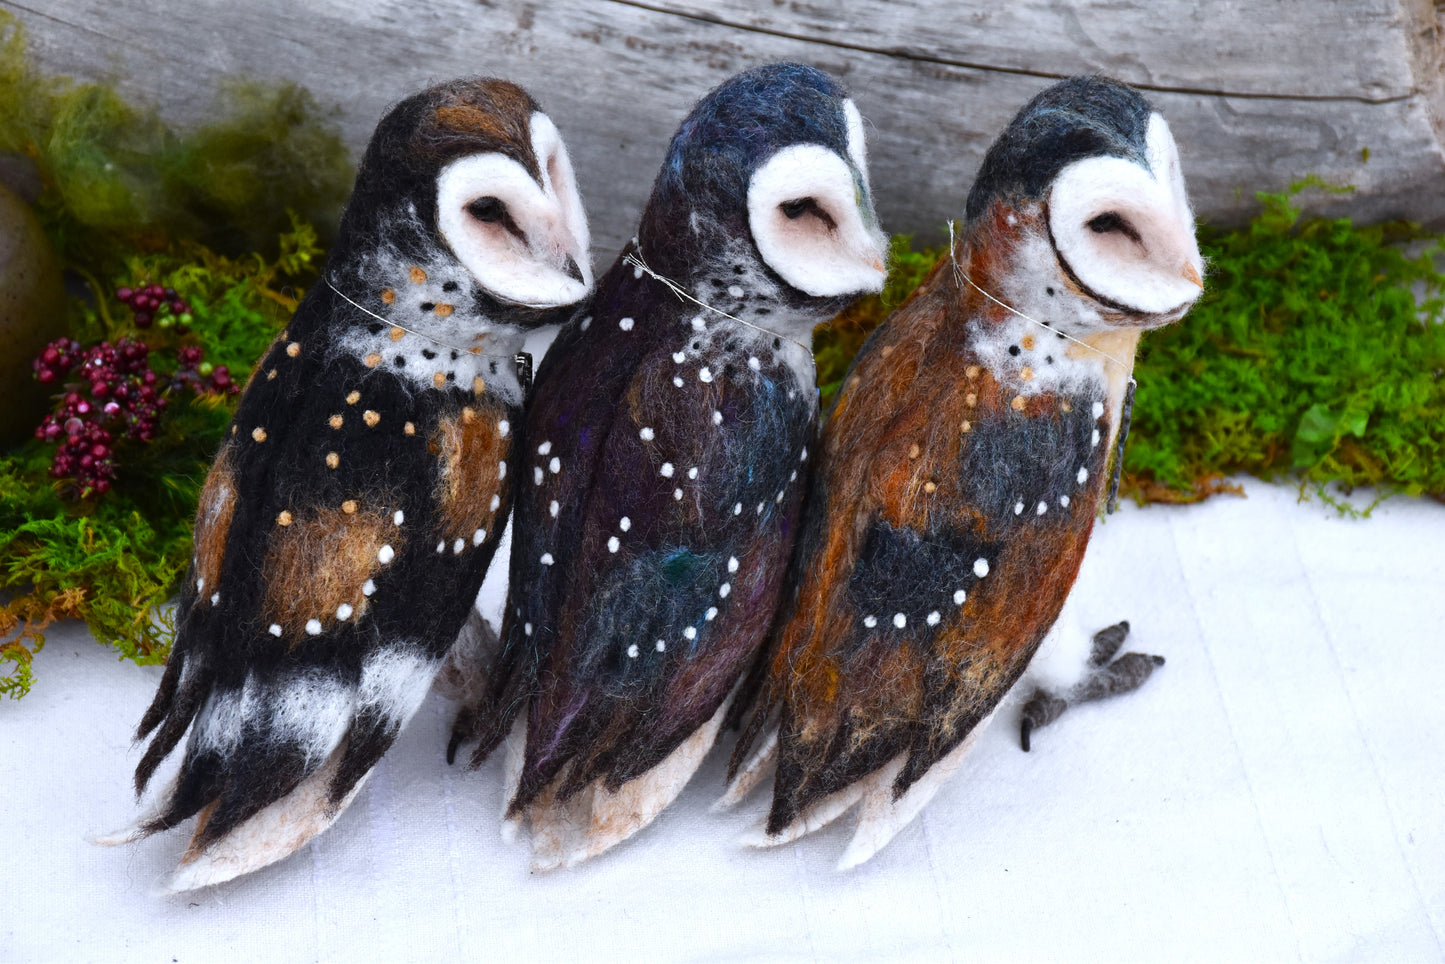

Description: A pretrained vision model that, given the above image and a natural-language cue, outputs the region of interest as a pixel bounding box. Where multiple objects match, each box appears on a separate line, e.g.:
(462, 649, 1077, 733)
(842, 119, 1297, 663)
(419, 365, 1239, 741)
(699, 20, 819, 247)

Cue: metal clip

(515, 351, 534, 399)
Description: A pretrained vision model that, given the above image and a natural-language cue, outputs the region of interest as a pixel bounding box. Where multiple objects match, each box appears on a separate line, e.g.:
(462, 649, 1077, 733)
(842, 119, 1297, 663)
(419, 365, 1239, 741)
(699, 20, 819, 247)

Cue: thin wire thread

(325, 276, 516, 359)
(946, 220, 1137, 387)
(622, 251, 815, 363)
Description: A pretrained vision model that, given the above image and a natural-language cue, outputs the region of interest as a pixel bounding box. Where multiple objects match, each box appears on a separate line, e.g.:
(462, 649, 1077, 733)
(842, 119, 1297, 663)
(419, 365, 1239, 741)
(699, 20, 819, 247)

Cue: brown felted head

(356, 78, 540, 203)
(423, 81, 539, 176)
(333, 77, 591, 317)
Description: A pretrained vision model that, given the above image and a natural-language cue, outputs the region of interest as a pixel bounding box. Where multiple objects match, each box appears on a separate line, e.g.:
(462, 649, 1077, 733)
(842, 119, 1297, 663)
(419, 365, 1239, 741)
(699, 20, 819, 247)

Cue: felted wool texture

(729, 75, 1203, 863)
(455, 63, 886, 863)
(127, 77, 589, 890)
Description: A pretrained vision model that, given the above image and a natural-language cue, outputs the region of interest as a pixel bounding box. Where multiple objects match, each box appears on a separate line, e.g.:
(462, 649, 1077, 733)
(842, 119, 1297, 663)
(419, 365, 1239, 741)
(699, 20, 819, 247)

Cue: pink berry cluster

(115, 284, 193, 330)
(30, 286, 240, 498)
(171, 344, 237, 396)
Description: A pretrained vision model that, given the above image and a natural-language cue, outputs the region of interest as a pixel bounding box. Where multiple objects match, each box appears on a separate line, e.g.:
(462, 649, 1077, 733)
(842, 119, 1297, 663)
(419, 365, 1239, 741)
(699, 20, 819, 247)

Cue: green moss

(0, 11, 351, 274)
(1127, 185, 1444, 508)
(0, 13, 339, 697)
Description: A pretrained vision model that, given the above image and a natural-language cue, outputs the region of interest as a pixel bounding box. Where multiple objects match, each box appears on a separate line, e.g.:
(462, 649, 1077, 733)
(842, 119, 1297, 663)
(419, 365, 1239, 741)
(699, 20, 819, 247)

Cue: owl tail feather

(97, 736, 364, 894)
(741, 703, 1002, 869)
(113, 647, 440, 891)
(517, 694, 734, 871)
(714, 726, 777, 811)
(162, 743, 372, 894)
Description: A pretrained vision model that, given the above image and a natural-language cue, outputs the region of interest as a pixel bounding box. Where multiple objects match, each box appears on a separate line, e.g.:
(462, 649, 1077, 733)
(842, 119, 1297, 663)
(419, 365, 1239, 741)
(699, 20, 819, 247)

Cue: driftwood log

(10, 0, 1445, 253)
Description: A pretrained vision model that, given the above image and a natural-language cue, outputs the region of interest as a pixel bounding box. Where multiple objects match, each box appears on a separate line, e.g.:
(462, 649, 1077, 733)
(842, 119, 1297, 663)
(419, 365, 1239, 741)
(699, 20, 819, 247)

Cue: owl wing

(129, 321, 515, 891)
(453, 304, 628, 764)
(511, 334, 814, 813)
(743, 303, 1110, 857)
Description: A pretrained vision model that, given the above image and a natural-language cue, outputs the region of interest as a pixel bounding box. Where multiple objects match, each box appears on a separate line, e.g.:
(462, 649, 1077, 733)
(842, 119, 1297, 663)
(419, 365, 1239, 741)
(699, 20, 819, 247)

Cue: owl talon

(1088, 620, 1131, 666)
(1020, 687, 1068, 751)
(1019, 621, 1164, 752)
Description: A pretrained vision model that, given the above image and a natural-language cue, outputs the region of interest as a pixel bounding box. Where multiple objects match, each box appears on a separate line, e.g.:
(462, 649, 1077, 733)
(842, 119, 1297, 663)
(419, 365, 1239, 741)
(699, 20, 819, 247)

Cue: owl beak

(1181, 261, 1203, 289)
(563, 255, 586, 285)
(537, 220, 594, 293)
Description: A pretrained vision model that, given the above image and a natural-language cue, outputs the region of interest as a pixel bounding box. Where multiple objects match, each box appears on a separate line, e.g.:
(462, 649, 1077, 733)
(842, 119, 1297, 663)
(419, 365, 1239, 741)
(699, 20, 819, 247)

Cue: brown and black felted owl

(725, 76, 1204, 868)
(448, 62, 888, 869)
(112, 79, 592, 891)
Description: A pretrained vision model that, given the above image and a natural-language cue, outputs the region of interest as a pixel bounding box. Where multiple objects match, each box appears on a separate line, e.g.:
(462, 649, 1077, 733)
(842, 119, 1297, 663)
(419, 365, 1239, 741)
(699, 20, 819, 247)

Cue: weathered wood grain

(6, 0, 1444, 257)
(641, 0, 1423, 99)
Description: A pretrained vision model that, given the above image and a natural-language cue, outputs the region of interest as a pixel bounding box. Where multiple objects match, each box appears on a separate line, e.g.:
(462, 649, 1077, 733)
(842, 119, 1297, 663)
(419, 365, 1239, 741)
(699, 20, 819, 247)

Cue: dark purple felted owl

(725, 76, 1204, 868)
(449, 63, 888, 868)
(110, 79, 592, 891)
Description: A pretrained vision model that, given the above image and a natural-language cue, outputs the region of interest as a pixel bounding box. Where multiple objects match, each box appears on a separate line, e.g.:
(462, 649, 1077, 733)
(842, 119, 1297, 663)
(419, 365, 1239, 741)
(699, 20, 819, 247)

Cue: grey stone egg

(0, 182, 65, 448)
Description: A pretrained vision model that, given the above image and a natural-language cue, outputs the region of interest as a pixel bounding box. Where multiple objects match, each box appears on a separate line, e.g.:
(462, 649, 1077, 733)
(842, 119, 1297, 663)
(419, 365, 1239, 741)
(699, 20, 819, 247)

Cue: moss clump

(0, 12, 343, 697)
(0, 11, 352, 273)
(1128, 184, 1444, 507)
(814, 186, 1445, 509)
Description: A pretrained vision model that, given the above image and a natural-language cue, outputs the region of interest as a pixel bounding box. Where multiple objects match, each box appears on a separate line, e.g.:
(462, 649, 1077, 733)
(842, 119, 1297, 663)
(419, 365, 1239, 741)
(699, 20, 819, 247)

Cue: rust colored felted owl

(450, 63, 888, 869)
(726, 76, 1204, 868)
(112, 78, 592, 891)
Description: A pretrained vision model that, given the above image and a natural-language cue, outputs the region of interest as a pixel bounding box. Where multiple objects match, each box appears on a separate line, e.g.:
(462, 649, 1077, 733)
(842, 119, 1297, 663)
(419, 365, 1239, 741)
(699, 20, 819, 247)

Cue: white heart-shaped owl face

(437, 112, 593, 309)
(746, 101, 887, 299)
(1048, 113, 1203, 317)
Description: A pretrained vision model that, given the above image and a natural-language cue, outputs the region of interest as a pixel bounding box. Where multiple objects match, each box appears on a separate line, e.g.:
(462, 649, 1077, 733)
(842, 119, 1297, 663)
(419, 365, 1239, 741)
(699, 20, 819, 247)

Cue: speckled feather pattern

(491, 249, 816, 809)
(732, 114, 1198, 838)
(727, 76, 1204, 847)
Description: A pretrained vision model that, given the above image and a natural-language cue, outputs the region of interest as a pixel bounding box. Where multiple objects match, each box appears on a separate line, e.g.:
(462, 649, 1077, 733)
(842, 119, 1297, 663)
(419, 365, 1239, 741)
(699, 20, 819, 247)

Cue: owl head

(966, 76, 1204, 327)
(637, 63, 888, 316)
(335, 78, 592, 317)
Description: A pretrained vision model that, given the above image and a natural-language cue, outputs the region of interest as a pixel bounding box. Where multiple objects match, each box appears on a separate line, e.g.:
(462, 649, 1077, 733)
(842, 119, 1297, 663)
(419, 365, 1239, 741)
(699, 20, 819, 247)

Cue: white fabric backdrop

(4, 478, 1442, 962)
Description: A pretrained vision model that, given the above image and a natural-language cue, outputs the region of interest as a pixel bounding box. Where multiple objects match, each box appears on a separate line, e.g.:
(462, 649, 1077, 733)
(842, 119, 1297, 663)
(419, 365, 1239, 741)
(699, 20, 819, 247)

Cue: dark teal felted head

(637, 63, 886, 302)
(965, 76, 1156, 223)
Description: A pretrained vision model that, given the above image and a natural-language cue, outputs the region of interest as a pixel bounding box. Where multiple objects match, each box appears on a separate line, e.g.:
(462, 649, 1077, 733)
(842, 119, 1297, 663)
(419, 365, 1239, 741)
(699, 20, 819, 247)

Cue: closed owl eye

(779, 197, 837, 230)
(1086, 211, 1141, 245)
(467, 196, 504, 222)
(466, 196, 527, 243)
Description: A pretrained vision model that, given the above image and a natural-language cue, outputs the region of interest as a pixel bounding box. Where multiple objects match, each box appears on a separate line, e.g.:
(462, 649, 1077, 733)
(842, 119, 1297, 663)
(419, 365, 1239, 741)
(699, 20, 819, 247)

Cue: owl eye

(1086, 211, 1142, 244)
(468, 196, 504, 221)
(467, 196, 527, 242)
(779, 197, 836, 230)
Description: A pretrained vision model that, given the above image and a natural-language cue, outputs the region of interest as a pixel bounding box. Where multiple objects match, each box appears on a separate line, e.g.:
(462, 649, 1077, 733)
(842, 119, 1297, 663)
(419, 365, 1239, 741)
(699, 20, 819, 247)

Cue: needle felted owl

(114, 79, 592, 891)
(449, 62, 888, 868)
(725, 76, 1204, 868)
